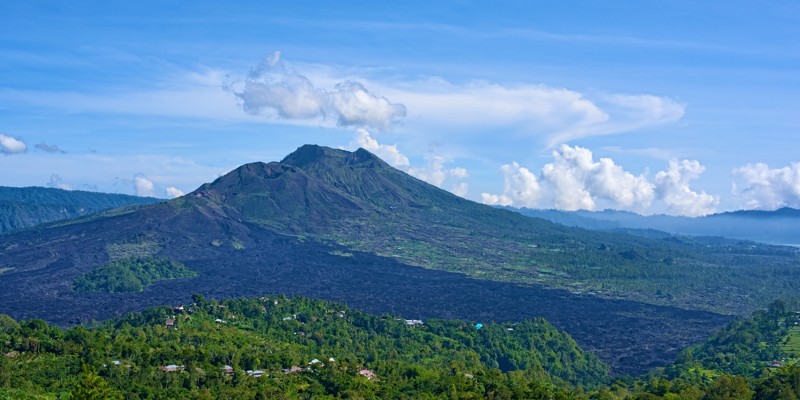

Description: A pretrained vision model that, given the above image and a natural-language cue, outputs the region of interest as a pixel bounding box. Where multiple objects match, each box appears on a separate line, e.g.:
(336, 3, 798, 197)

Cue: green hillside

(0, 186, 160, 234)
(4, 295, 800, 399)
(0, 295, 607, 399)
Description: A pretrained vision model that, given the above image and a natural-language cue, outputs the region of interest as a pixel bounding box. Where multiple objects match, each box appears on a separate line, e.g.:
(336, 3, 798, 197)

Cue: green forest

(0, 186, 158, 235)
(73, 257, 197, 293)
(2, 295, 800, 399)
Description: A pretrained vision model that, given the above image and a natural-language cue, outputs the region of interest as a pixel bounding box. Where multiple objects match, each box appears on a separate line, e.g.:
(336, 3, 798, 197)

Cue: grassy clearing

(780, 322, 800, 364)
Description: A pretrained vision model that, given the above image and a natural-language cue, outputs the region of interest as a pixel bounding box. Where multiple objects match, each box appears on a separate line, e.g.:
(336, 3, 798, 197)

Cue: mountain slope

(511, 207, 800, 246)
(0, 186, 161, 234)
(4, 144, 799, 374)
(182, 145, 800, 315)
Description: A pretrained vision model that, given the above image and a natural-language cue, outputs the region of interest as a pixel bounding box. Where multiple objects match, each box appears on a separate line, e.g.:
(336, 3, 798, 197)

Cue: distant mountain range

(507, 207, 800, 246)
(0, 186, 161, 234)
(5, 145, 800, 374)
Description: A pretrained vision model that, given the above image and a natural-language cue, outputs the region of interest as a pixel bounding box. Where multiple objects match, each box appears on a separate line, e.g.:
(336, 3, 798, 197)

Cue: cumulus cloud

(451, 182, 469, 197)
(166, 186, 185, 198)
(732, 162, 800, 210)
(329, 81, 407, 130)
(0, 133, 27, 155)
(654, 160, 718, 216)
(34, 142, 66, 153)
(407, 155, 468, 188)
(544, 145, 655, 211)
(481, 146, 716, 216)
(351, 128, 410, 169)
(133, 174, 155, 197)
(480, 192, 513, 206)
(46, 174, 72, 190)
(232, 52, 406, 130)
(350, 129, 469, 196)
(482, 162, 542, 207)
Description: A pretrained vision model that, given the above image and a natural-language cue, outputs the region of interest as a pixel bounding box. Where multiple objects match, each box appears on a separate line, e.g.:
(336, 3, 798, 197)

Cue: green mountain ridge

(0, 186, 161, 235)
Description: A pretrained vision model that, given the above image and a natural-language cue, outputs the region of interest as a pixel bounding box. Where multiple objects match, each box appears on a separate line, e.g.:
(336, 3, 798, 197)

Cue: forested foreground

(1, 296, 800, 399)
(0, 295, 606, 399)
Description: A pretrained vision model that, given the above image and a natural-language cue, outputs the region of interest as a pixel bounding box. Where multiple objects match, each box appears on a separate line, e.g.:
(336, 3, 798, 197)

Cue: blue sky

(1, 1, 798, 215)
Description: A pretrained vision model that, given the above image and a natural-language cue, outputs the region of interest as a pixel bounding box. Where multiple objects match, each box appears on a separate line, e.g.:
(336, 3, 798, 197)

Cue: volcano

(0, 145, 740, 374)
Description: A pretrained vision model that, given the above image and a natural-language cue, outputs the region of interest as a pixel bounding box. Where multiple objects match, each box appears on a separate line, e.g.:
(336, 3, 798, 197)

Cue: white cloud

(603, 94, 686, 124)
(166, 186, 185, 198)
(407, 155, 469, 188)
(0, 54, 682, 148)
(544, 145, 655, 211)
(34, 142, 65, 154)
(0, 152, 225, 198)
(494, 162, 543, 208)
(451, 182, 469, 197)
(481, 146, 716, 216)
(232, 52, 405, 130)
(351, 128, 410, 169)
(349, 129, 468, 194)
(46, 174, 72, 190)
(732, 162, 800, 210)
(485, 146, 652, 211)
(481, 192, 513, 206)
(230, 54, 681, 145)
(329, 81, 407, 130)
(0, 133, 27, 155)
(652, 159, 718, 216)
(133, 174, 156, 197)
(450, 167, 469, 179)
(376, 79, 684, 146)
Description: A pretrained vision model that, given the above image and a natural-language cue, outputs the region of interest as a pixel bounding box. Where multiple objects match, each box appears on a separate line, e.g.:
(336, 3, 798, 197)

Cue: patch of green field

(780, 323, 800, 360)
(688, 367, 720, 382)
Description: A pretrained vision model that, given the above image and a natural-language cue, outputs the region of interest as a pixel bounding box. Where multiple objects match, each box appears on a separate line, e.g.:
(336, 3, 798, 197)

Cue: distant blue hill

(507, 207, 800, 246)
(0, 186, 162, 234)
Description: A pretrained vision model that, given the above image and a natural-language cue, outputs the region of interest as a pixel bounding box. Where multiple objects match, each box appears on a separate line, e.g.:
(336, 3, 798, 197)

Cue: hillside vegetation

(0, 295, 608, 399)
(0, 186, 160, 234)
(73, 256, 198, 293)
(2, 296, 800, 399)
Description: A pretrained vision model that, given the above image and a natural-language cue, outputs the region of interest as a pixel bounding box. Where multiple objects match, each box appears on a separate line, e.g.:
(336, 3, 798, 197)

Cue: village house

(308, 358, 324, 367)
(282, 366, 304, 374)
(359, 369, 378, 381)
(221, 365, 234, 377)
(158, 364, 184, 372)
(246, 370, 264, 378)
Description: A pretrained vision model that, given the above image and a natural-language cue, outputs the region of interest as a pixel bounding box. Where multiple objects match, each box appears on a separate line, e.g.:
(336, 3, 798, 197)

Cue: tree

(72, 368, 123, 400)
(701, 375, 752, 400)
